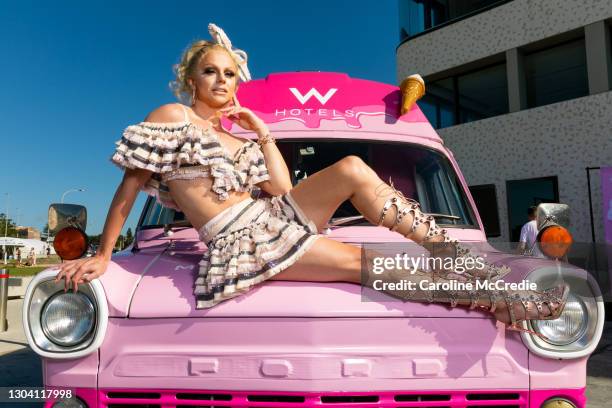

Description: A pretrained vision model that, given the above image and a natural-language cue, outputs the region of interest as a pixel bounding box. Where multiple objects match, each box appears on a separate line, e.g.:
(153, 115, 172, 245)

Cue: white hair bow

(208, 23, 252, 82)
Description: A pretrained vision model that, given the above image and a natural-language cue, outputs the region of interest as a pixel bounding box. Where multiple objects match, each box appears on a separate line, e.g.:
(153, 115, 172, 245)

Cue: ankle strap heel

(372, 178, 570, 335)
(377, 178, 509, 281)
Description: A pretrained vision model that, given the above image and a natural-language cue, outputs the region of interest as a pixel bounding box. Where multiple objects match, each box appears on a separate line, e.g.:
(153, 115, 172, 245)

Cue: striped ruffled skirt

(194, 192, 320, 309)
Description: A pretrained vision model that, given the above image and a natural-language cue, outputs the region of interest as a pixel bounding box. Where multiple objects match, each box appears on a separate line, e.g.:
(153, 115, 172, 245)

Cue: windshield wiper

(326, 215, 366, 227)
(429, 213, 461, 220)
(326, 213, 460, 228)
(163, 220, 192, 236)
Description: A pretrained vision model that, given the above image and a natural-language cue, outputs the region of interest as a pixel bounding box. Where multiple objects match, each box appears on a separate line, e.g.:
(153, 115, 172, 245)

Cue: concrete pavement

(0, 298, 29, 356)
(8, 276, 34, 298)
(0, 298, 42, 408)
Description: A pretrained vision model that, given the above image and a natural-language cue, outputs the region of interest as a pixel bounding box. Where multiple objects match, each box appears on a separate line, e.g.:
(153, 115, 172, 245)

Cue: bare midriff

(167, 177, 252, 232)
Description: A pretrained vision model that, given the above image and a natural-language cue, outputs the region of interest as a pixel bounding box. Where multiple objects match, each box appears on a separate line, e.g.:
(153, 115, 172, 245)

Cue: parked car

(25, 72, 604, 408)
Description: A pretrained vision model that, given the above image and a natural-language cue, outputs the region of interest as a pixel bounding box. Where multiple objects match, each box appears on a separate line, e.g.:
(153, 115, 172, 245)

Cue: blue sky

(1, 1, 399, 235)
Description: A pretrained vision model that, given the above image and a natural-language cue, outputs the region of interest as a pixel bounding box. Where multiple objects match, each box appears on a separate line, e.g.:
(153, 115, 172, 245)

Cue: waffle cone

(400, 74, 425, 115)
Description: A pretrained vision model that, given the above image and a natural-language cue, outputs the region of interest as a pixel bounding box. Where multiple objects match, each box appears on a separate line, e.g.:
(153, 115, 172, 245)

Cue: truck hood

(100, 227, 554, 318)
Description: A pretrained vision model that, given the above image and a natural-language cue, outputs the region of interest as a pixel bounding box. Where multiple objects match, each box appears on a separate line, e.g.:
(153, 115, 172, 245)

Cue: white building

(0, 237, 54, 258)
(396, 0, 612, 245)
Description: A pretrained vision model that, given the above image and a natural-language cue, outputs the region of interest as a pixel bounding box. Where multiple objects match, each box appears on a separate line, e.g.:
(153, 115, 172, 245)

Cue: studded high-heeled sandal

(464, 282, 570, 340)
(364, 248, 492, 306)
(365, 259, 570, 340)
(363, 254, 472, 305)
(376, 178, 510, 282)
(501, 284, 569, 340)
(373, 180, 569, 339)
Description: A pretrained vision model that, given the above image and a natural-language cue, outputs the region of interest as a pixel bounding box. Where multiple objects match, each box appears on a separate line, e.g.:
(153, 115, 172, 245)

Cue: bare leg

(271, 237, 520, 321)
(269, 237, 361, 284)
(271, 156, 567, 330)
(288, 155, 440, 241)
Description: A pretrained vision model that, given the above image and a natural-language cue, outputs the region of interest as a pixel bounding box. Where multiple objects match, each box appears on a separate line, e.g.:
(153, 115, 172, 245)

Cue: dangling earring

(191, 86, 197, 106)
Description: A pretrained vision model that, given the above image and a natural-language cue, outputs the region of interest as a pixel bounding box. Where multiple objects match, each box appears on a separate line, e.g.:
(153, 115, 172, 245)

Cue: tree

(42, 223, 50, 241)
(116, 234, 124, 250)
(0, 213, 17, 237)
(87, 233, 131, 251)
(88, 234, 102, 246)
(125, 228, 134, 247)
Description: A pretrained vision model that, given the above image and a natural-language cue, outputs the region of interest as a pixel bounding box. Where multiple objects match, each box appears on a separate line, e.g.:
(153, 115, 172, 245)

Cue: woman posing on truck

(54, 24, 567, 338)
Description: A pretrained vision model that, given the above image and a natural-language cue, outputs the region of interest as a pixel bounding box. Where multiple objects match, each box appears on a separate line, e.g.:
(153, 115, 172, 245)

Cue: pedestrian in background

(517, 206, 544, 258)
(28, 247, 36, 266)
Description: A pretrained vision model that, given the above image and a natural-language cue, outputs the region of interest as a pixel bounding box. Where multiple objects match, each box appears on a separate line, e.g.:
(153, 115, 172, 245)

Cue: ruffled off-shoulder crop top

(110, 108, 270, 210)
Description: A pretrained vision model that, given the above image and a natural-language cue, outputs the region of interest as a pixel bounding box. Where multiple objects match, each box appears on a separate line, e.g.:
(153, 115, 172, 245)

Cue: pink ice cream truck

(24, 72, 604, 408)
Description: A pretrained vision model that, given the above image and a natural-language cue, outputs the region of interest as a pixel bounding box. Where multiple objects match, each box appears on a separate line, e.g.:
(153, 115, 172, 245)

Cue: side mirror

(48, 203, 87, 234)
(536, 203, 573, 259)
(48, 204, 88, 260)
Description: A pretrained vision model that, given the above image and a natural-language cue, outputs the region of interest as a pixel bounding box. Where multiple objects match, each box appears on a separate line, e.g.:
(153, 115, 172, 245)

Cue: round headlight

(541, 398, 577, 408)
(41, 292, 96, 346)
(52, 397, 87, 408)
(531, 292, 587, 346)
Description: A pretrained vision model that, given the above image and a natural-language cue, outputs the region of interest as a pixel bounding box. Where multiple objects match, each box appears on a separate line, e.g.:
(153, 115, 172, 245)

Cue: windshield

(138, 139, 477, 229)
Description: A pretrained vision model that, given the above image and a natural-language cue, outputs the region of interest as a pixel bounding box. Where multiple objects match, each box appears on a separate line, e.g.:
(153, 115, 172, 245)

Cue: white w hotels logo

(289, 87, 338, 105)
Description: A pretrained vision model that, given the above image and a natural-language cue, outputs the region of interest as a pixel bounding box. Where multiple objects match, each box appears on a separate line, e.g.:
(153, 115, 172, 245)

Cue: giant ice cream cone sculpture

(400, 74, 425, 115)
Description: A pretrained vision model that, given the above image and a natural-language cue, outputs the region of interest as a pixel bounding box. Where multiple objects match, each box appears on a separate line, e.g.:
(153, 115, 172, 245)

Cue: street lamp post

(61, 188, 85, 204)
(3, 193, 8, 265)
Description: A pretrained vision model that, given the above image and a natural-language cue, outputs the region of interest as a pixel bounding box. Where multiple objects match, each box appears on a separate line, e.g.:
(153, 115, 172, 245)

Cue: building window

(506, 176, 559, 242)
(524, 38, 589, 108)
(420, 78, 455, 128)
(469, 184, 501, 237)
(419, 62, 508, 128)
(609, 24, 612, 90)
(457, 63, 509, 123)
(398, 0, 508, 40)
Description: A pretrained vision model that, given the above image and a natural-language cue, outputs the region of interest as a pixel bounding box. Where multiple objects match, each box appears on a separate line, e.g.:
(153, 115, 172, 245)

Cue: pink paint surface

(42, 387, 586, 407)
(125, 236, 536, 318)
(43, 352, 98, 389)
(98, 249, 171, 316)
(230, 72, 429, 130)
(529, 353, 588, 389)
(95, 316, 529, 391)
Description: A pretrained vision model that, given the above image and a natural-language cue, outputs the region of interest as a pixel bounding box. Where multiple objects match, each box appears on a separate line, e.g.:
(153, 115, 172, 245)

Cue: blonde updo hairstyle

(170, 40, 239, 105)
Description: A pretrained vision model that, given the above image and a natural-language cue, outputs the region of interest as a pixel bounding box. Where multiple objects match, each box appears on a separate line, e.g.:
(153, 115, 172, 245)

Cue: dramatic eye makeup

(202, 66, 236, 77)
